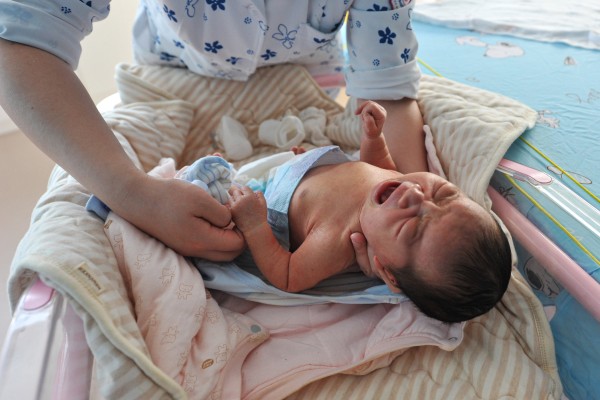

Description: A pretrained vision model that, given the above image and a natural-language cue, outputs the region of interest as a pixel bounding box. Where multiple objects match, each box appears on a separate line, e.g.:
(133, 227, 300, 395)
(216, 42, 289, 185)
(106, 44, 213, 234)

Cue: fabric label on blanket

(66, 262, 106, 297)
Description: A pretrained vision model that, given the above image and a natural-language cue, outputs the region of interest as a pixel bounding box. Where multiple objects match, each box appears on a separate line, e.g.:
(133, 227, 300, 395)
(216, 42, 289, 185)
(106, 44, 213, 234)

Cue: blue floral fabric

(0, 0, 420, 99)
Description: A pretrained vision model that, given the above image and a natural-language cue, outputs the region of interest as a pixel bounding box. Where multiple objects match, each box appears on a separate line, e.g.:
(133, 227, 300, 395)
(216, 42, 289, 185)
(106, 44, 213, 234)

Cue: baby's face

(359, 172, 491, 283)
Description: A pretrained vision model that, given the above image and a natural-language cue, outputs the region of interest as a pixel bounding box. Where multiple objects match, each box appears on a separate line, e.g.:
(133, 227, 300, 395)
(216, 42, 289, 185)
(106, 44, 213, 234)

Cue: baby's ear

(374, 256, 402, 294)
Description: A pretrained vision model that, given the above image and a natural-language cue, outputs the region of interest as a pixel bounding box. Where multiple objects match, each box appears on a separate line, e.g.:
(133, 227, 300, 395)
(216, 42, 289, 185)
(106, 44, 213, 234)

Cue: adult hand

(350, 232, 377, 278)
(117, 175, 245, 261)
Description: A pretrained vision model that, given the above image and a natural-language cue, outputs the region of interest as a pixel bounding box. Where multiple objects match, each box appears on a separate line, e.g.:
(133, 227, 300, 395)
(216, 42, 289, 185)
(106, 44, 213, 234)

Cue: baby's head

(360, 172, 512, 323)
(390, 214, 512, 323)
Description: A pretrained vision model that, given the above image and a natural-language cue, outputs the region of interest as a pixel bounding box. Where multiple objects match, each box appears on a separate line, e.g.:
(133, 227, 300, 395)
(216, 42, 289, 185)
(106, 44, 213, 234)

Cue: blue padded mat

(414, 21, 600, 203)
(413, 20, 600, 400)
(414, 20, 600, 281)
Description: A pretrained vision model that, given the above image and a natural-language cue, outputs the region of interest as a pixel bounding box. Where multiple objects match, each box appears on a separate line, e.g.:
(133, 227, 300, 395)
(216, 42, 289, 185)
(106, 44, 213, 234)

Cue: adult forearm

(0, 39, 144, 212)
(0, 40, 246, 260)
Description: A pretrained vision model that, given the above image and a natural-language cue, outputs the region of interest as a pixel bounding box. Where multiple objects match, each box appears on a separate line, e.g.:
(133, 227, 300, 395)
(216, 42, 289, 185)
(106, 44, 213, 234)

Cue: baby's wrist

(240, 220, 270, 240)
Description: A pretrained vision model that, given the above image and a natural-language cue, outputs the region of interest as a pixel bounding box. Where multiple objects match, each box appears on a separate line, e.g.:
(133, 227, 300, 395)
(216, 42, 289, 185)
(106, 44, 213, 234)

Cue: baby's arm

(229, 186, 347, 292)
(356, 101, 397, 171)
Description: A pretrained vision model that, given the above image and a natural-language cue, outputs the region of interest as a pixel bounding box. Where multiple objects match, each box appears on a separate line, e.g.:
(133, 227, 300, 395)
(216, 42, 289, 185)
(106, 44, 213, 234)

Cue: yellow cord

(418, 56, 599, 205)
(506, 175, 600, 267)
(417, 58, 443, 77)
(419, 55, 600, 264)
(519, 137, 600, 205)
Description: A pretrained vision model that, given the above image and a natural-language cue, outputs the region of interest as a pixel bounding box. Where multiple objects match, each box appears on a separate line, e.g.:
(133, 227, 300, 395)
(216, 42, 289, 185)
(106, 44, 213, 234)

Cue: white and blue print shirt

(0, 0, 420, 99)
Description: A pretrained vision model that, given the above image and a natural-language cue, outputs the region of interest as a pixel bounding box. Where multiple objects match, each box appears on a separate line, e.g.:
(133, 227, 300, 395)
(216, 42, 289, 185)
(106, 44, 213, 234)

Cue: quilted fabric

(7, 63, 561, 399)
(102, 100, 194, 172)
(417, 75, 538, 207)
(115, 63, 344, 167)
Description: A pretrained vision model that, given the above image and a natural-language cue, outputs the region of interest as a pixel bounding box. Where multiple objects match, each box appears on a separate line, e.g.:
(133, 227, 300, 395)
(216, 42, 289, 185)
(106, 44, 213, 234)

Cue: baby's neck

(290, 162, 400, 240)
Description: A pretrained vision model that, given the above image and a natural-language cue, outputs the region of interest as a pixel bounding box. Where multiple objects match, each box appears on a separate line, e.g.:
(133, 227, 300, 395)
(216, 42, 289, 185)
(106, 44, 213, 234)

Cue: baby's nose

(399, 182, 424, 209)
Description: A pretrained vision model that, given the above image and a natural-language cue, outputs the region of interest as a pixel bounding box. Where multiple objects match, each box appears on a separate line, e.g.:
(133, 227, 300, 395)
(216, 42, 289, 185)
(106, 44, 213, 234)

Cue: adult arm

(0, 39, 244, 260)
(346, 1, 428, 173)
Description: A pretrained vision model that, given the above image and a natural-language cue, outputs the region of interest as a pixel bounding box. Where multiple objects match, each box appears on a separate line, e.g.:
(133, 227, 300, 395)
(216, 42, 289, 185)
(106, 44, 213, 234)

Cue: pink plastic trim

(313, 73, 346, 89)
(489, 187, 600, 321)
(499, 158, 553, 185)
(22, 279, 55, 311)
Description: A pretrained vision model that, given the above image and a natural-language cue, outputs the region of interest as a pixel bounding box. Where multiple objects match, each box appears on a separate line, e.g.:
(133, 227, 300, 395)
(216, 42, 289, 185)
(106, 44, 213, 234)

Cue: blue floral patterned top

(0, 0, 420, 99)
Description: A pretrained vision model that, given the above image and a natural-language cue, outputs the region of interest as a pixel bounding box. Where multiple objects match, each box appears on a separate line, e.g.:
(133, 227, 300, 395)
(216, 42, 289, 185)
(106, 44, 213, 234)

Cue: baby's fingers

(228, 185, 245, 201)
(254, 190, 267, 209)
(361, 114, 379, 137)
(355, 101, 368, 115)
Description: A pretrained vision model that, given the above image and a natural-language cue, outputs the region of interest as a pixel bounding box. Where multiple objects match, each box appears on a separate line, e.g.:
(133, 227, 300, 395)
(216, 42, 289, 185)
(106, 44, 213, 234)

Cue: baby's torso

(263, 146, 395, 273)
(263, 146, 353, 252)
(289, 163, 364, 251)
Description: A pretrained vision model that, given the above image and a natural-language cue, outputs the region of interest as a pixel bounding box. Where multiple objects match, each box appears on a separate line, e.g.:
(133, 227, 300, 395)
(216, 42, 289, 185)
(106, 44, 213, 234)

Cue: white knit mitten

(216, 115, 253, 161)
(299, 107, 332, 146)
(258, 115, 305, 149)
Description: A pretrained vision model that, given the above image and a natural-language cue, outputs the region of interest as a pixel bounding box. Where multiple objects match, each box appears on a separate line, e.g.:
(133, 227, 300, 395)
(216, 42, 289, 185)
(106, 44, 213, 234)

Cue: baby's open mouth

(376, 181, 401, 205)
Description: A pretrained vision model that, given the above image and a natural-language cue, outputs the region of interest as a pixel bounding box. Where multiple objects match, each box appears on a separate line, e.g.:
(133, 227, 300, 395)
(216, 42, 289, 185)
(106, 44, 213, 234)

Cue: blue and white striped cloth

(179, 156, 233, 205)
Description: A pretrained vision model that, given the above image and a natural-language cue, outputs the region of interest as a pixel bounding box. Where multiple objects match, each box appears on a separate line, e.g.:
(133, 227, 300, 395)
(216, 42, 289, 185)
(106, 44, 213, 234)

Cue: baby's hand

(355, 100, 387, 139)
(228, 185, 268, 233)
(291, 145, 306, 155)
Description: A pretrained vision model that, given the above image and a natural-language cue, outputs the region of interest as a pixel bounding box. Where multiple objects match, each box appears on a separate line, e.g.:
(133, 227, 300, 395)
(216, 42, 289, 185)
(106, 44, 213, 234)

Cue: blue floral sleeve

(0, 0, 110, 69)
(345, 1, 421, 100)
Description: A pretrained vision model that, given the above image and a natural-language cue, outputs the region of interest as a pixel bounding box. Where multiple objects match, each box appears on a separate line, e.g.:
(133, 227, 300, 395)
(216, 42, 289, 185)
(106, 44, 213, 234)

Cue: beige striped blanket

(8, 63, 562, 399)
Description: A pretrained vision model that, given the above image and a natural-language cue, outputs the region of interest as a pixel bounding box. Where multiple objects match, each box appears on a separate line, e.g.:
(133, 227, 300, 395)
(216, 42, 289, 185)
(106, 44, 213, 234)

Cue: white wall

(0, 1, 138, 346)
(0, 108, 17, 136)
(76, 2, 140, 103)
(0, 2, 139, 135)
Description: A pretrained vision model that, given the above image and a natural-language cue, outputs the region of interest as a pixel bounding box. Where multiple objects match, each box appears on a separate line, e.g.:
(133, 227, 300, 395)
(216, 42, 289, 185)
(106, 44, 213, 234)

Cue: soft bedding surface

(414, 17, 600, 400)
(9, 63, 561, 399)
(414, 0, 600, 50)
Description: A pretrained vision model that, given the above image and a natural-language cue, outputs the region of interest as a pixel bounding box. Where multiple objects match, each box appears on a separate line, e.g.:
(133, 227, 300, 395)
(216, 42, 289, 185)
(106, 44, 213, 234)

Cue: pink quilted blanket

(104, 161, 464, 399)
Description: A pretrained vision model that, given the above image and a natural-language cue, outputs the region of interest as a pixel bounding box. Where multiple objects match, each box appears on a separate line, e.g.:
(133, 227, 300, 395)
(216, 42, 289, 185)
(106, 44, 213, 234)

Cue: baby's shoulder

(305, 223, 357, 268)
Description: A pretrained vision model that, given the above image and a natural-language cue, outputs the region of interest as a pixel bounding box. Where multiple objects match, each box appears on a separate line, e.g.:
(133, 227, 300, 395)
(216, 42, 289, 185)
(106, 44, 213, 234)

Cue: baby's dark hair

(392, 216, 512, 323)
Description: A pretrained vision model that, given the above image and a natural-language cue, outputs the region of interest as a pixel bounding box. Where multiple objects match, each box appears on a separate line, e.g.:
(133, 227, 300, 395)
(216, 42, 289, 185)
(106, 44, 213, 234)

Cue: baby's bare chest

(287, 168, 360, 255)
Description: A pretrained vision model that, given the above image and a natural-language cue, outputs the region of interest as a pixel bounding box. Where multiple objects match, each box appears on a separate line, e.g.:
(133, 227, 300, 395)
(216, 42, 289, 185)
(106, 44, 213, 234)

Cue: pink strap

(489, 187, 600, 321)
